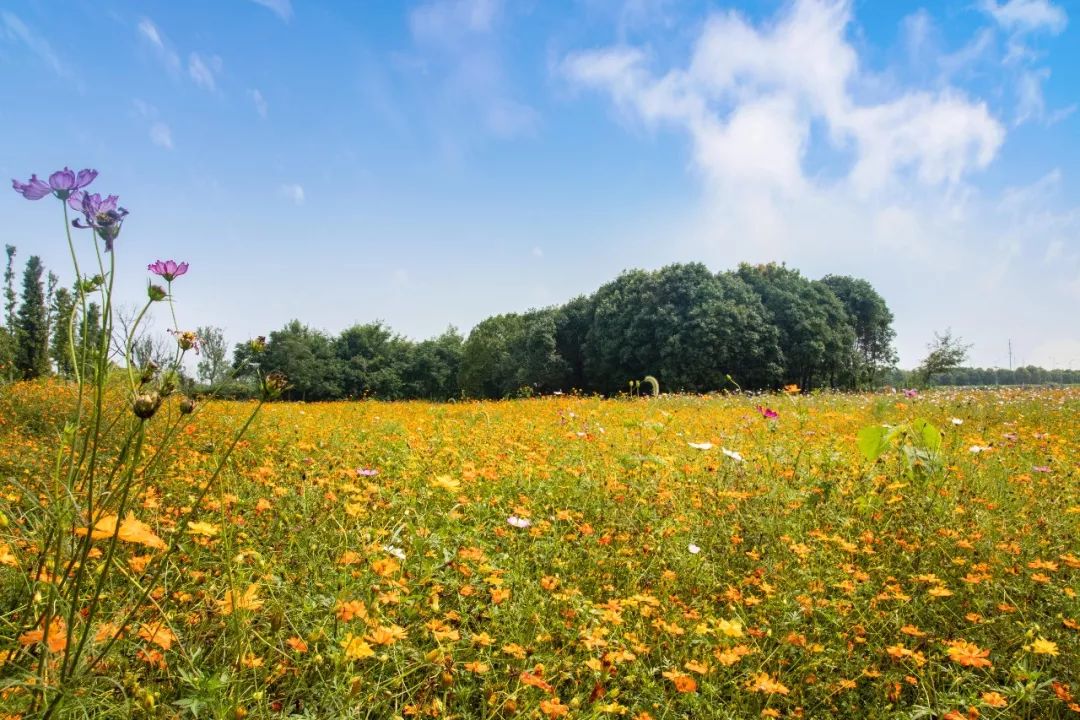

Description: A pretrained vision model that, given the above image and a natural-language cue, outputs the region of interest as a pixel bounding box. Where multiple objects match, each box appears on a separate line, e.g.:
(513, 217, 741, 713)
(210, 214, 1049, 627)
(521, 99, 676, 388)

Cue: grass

(1, 382, 1078, 719)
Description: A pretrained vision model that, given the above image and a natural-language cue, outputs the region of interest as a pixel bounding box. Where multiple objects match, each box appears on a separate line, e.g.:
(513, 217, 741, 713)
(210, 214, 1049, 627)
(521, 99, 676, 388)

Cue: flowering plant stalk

(3, 168, 282, 717)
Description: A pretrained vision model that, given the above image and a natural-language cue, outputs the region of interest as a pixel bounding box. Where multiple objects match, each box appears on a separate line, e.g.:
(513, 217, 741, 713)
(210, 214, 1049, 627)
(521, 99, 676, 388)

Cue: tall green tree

(916, 329, 971, 386)
(735, 263, 855, 390)
(50, 287, 76, 377)
(0, 245, 16, 381)
(402, 327, 464, 400)
(821, 275, 897, 387)
(261, 320, 342, 401)
(14, 255, 50, 379)
(196, 325, 230, 386)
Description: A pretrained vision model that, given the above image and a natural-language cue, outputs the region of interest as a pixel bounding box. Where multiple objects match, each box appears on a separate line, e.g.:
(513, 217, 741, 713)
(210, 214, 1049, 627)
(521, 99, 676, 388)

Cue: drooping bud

(179, 396, 196, 415)
(140, 360, 159, 385)
(261, 371, 289, 400)
(148, 283, 167, 302)
(132, 392, 162, 419)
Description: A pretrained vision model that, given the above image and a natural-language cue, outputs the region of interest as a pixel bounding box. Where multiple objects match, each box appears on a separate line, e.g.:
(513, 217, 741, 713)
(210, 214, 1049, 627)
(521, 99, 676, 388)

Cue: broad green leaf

(857, 425, 892, 463)
(914, 418, 942, 453)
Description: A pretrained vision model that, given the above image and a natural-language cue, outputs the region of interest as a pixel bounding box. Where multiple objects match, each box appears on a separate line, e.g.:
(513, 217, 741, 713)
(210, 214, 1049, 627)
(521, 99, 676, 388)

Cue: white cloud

(563, 0, 1003, 197)
(562, 0, 1080, 367)
(410, 0, 501, 43)
(279, 183, 305, 205)
(249, 88, 268, 118)
(1, 11, 67, 77)
(188, 52, 221, 91)
(149, 122, 173, 149)
(407, 0, 538, 140)
(981, 0, 1067, 35)
(248, 0, 293, 21)
(137, 17, 180, 73)
(1015, 68, 1049, 124)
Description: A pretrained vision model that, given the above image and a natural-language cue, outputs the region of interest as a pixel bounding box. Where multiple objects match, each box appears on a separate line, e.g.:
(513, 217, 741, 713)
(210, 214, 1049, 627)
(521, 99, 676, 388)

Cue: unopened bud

(179, 396, 196, 415)
(132, 392, 162, 419)
(148, 283, 167, 302)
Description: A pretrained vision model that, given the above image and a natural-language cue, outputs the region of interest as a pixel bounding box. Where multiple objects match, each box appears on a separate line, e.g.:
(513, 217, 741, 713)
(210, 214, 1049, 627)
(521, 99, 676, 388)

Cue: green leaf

(857, 424, 893, 463)
(914, 418, 942, 453)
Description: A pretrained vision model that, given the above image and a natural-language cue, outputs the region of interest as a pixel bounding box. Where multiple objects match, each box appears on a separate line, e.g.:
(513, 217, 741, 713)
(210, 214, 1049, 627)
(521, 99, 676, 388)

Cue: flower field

(1, 383, 1078, 719)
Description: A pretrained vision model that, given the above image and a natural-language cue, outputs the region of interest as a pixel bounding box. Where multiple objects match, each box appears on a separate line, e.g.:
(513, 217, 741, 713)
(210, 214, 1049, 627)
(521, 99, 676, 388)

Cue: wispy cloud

(137, 17, 180, 74)
(1, 11, 68, 78)
(279, 183, 305, 205)
(981, 0, 1067, 35)
(563, 0, 1002, 197)
(559, 0, 1080, 366)
(407, 0, 539, 141)
(249, 88, 268, 118)
(188, 52, 221, 92)
(248, 0, 293, 22)
(149, 122, 174, 150)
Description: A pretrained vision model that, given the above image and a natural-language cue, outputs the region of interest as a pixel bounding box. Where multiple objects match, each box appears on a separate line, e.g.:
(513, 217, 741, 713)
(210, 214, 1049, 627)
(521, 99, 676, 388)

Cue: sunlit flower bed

(1, 385, 1077, 718)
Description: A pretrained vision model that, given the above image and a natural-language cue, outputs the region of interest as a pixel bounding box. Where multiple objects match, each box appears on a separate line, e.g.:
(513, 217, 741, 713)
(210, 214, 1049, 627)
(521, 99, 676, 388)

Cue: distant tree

(336, 322, 412, 399)
(916, 329, 971, 386)
(460, 313, 525, 398)
(49, 287, 76, 376)
(736, 263, 854, 390)
(402, 327, 464, 400)
(4, 245, 16, 331)
(1, 246, 16, 381)
(79, 302, 104, 379)
(196, 325, 230, 386)
(821, 275, 897, 387)
(15, 256, 50, 379)
(554, 296, 593, 391)
(261, 320, 342, 401)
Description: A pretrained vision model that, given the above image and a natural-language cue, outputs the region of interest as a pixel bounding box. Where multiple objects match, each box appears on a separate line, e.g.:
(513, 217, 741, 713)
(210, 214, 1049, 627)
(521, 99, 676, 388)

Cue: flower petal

(49, 167, 76, 191)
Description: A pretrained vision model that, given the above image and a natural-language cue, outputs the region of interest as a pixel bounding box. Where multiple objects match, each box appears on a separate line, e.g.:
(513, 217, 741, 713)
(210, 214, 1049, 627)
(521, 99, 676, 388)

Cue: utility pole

(1008, 339, 1013, 371)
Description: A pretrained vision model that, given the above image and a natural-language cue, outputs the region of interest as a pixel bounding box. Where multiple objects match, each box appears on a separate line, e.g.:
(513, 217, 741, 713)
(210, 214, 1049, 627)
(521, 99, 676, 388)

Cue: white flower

(688, 442, 713, 451)
(382, 545, 406, 561)
(722, 448, 744, 462)
(951, 418, 964, 425)
(507, 515, 532, 529)
(968, 445, 990, 454)
(688, 543, 701, 555)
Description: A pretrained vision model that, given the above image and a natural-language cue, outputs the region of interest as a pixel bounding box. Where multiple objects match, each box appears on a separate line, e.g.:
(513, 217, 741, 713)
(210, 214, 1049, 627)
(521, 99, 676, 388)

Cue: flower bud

(249, 336, 267, 354)
(261, 371, 289, 400)
(140, 361, 158, 385)
(179, 396, 196, 415)
(132, 392, 162, 419)
(148, 283, 167, 302)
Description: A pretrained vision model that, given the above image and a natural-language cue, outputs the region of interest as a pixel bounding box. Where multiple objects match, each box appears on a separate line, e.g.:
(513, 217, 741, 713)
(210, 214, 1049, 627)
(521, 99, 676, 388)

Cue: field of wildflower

(1, 383, 1077, 719)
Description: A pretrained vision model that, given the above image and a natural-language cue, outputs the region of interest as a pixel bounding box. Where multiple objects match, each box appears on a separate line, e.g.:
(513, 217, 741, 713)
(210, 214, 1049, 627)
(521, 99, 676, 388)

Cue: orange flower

(980, 691, 1008, 708)
(217, 584, 264, 615)
(138, 623, 176, 651)
(944, 640, 992, 668)
(539, 698, 569, 718)
(366, 624, 407, 646)
(662, 670, 698, 693)
(286, 636, 309, 653)
(19, 617, 67, 654)
(520, 668, 555, 693)
(341, 633, 374, 660)
(75, 512, 166, 549)
(746, 673, 790, 695)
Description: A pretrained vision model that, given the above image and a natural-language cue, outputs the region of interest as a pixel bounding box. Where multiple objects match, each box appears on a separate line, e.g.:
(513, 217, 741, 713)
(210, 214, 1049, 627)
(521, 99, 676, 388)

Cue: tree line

(6, 254, 1075, 399)
(231, 263, 900, 400)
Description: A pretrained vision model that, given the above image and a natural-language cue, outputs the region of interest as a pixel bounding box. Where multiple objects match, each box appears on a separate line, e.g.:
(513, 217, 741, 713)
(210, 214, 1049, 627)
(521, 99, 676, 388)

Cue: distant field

(1, 384, 1078, 718)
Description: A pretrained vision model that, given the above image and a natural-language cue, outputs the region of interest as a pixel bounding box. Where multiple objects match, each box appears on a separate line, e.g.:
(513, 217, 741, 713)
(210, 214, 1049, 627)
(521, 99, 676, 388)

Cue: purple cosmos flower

(12, 167, 97, 201)
(356, 467, 379, 477)
(757, 405, 779, 419)
(903, 389, 918, 398)
(148, 260, 189, 282)
(72, 193, 128, 252)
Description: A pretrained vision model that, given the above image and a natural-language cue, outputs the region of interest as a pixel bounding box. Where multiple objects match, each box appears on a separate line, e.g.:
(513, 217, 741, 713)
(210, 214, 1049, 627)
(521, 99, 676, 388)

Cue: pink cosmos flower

(148, 260, 189, 282)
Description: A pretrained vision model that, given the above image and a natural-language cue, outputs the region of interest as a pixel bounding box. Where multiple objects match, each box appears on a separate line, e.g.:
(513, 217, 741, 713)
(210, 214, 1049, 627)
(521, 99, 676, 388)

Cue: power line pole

(1008, 339, 1012, 371)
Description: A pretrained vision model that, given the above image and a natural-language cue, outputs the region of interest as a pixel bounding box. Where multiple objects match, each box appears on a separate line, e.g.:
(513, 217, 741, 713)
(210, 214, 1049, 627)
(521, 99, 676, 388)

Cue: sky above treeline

(2, 0, 1079, 369)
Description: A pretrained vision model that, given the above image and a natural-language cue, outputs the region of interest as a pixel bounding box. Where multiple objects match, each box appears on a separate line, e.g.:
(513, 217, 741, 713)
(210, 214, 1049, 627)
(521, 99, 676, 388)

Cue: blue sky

(2, 0, 1079, 369)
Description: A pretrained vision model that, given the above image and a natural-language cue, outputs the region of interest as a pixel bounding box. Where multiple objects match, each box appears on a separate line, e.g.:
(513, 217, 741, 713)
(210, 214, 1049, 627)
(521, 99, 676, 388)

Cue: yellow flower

(341, 633, 374, 661)
(1027, 638, 1059, 656)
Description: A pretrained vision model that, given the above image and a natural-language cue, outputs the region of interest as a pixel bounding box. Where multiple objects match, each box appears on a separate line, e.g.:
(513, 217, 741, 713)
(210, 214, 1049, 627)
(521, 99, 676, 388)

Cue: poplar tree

(15, 255, 50, 379)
